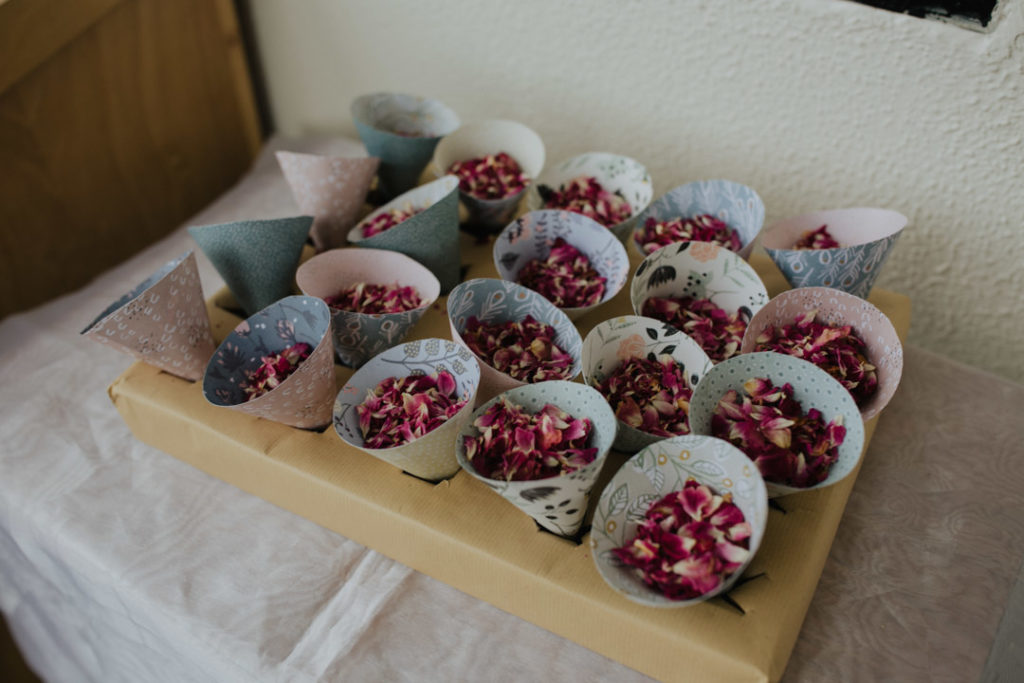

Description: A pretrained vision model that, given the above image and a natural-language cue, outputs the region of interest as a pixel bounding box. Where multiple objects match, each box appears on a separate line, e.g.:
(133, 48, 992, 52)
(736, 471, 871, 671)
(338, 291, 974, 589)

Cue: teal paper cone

(188, 216, 312, 316)
(351, 92, 459, 199)
(348, 176, 461, 293)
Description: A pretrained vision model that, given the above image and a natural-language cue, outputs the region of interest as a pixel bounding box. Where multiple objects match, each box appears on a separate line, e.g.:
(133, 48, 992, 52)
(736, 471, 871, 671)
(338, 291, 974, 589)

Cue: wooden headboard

(0, 0, 262, 319)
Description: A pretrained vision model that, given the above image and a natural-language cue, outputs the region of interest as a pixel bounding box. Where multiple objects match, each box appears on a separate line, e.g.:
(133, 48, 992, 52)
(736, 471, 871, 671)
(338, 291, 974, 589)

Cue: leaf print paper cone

(455, 381, 617, 537)
(582, 315, 713, 453)
(761, 207, 907, 299)
(631, 180, 765, 260)
(333, 339, 480, 481)
(189, 216, 312, 316)
(431, 119, 545, 234)
(202, 296, 335, 429)
(740, 287, 903, 422)
(493, 210, 629, 321)
(81, 251, 214, 381)
(296, 248, 440, 368)
(446, 278, 583, 405)
(630, 242, 769, 363)
(349, 176, 461, 293)
(351, 92, 460, 199)
(590, 435, 768, 607)
(276, 151, 379, 251)
(525, 152, 653, 244)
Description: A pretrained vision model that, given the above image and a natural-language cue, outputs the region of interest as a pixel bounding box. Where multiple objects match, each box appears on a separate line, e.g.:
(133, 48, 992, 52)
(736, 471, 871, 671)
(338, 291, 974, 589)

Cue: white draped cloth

(3, 137, 1023, 683)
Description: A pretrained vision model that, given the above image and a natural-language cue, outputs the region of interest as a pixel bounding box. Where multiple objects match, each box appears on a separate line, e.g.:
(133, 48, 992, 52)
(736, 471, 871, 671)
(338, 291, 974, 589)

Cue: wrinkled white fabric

(0, 137, 653, 683)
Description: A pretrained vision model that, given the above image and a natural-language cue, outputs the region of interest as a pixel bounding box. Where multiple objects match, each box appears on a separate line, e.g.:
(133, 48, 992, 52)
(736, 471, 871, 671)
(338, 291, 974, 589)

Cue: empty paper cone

(202, 296, 336, 429)
(431, 119, 546, 233)
(188, 216, 312, 316)
(455, 381, 617, 538)
(349, 176, 461, 293)
(296, 248, 440, 368)
(351, 92, 460, 198)
(333, 339, 481, 481)
(81, 251, 214, 381)
(761, 208, 907, 299)
(631, 180, 765, 260)
(277, 151, 379, 251)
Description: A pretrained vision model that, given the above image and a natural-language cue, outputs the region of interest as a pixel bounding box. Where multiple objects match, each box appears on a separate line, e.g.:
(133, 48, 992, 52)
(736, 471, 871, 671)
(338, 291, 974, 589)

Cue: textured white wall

(248, 0, 1024, 383)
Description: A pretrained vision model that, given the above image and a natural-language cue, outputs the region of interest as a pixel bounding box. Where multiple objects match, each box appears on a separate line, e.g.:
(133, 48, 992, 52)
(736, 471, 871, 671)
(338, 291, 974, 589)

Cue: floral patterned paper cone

(276, 151, 379, 251)
(688, 351, 866, 498)
(296, 248, 440, 368)
(582, 316, 713, 453)
(455, 381, 617, 537)
(202, 296, 336, 429)
(81, 251, 214, 381)
(631, 180, 765, 260)
(590, 435, 768, 608)
(525, 152, 653, 244)
(188, 216, 312, 316)
(493, 210, 629, 321)
(762, 208, 907, 299)
(446, 278, 583, 405)
(630, 241, 769, 363)
(351, 92, 460, 199)
(348, 176, 461, 293)
(333, 339, 480, 481)
(740, 287, 902, 422)
(431, 119, 545, 233)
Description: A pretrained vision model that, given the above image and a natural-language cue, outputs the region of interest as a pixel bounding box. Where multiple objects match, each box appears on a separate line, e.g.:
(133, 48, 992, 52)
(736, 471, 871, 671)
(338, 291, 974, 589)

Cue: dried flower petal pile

(538, 176, 632, 228)
(641, 297, 746, 363)
(636, 214, 742, 255)
(613, 480, 751, 600)
(793, 224, 840, 250)
(241, 342, 312, 401)
(356, 371, 466, 448)
(361, 204, 423, 237)
(754, 311, 878, 405)
(323, 283, 423, 314)
(462, 315, 574, 382)
(712, 378, 846, 488)
(448, 152, 529, 200)
(463, 397, 596, 481)
(516, 237, 607, 308)
(598, 355, 693, 436)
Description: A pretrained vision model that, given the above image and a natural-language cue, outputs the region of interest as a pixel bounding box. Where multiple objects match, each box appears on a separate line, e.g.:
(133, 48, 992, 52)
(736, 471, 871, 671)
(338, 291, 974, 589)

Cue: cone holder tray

(109, 233, 910, 683)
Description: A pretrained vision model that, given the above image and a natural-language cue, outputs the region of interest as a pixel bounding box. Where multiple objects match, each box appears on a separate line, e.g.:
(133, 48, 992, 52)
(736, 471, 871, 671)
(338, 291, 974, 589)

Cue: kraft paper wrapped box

(107, 233, 910, 683)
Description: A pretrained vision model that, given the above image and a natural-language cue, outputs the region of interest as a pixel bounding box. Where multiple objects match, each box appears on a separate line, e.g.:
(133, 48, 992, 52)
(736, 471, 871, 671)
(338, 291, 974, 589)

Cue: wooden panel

(0, 0, 261, 319)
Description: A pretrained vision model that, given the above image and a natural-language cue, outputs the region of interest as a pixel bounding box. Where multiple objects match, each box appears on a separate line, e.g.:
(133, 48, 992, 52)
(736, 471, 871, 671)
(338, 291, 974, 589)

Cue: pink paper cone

(277, 151, 379, 251)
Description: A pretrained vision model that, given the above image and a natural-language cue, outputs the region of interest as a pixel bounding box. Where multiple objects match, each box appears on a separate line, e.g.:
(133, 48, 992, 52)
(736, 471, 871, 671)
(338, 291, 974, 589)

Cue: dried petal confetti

(641, 297, 746, 363)
(711, 377, 846, 488)
(516, 237, 607, 308)
(323, 282, 424, 314)
(754, 311, 878, 405)
(356, 371, 467, 448)
(598, 355, 693, 437)
(361, 204, 424, 237)
(463, 396, 597, 481)
(538, 176, 632, 228)
(636, 214, 742, 255)
(448, 151, 529, 200)
(613, 480, 751, 601)
(241, 342, 313, 401)
(462, 315, 574, 382)
(793, 224, 841, 250)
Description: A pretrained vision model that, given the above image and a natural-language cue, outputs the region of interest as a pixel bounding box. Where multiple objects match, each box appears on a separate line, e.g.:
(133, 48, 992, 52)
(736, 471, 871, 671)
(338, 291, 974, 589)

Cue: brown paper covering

(108, 234, 910, 683)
